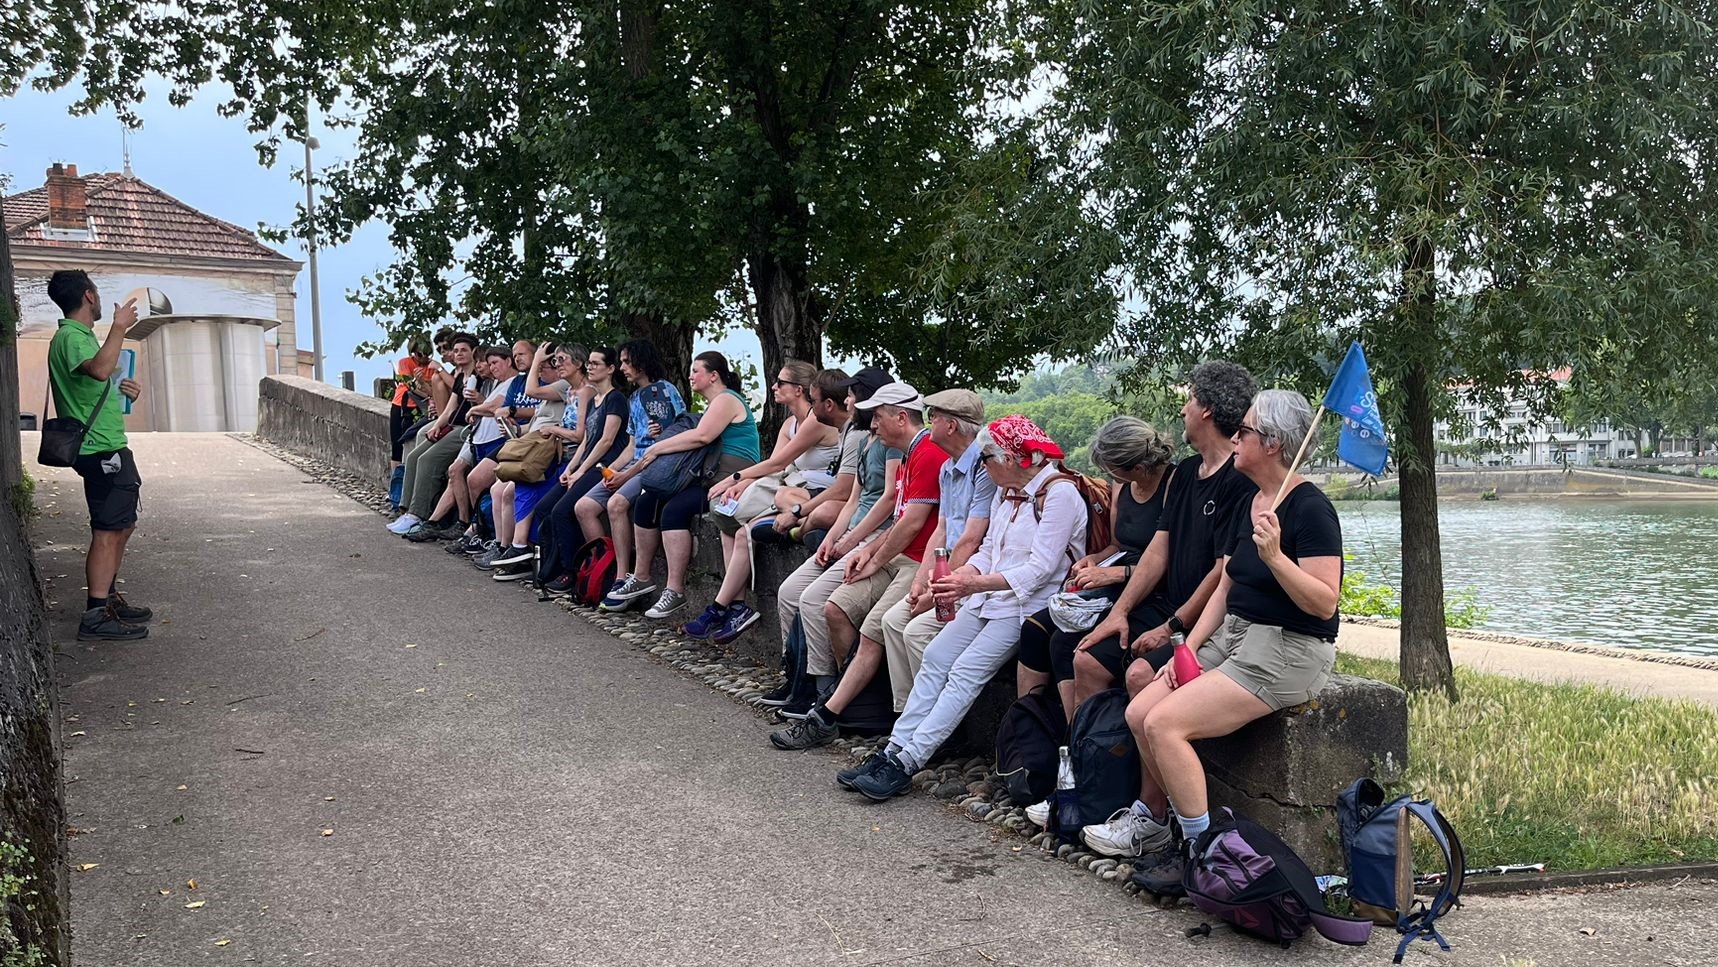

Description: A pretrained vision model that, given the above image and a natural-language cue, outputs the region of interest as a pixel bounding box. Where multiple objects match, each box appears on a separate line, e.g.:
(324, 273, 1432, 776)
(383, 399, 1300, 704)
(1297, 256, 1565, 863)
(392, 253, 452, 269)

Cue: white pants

(880, 596, 946, 712)
(890, 607, 1023, 769)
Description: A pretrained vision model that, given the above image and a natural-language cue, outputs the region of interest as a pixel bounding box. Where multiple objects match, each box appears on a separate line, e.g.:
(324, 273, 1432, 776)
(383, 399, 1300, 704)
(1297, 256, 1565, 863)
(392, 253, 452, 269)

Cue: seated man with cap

(769, 381, 948, 749)
(876, 388, 995, 715)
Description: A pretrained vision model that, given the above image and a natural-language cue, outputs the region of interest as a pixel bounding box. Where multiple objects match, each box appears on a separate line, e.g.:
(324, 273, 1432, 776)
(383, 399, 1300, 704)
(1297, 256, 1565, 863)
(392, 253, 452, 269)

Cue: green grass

(1338, 653, 1718, 872)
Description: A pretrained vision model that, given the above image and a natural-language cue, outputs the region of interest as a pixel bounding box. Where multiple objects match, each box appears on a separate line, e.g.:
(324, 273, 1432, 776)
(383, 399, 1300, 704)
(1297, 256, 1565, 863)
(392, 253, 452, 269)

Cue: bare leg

(823, 636, 884, 716)
(632, 525, 659, 582)
(1072, 649, 1117, 708)
(662, 529, 692, 593)
(714, 529, 751, 607)
(447, 459, 472, 521)
(804, 501, 842, 533)
(574, 496, 608, 543)
(512, 510, 535, 546)
(1016, 663, 1050, 698)
(491, 479, 515, 543)
(1143, 671, 1271, 819)
(86, 528, 133, 601)
(1124, 677, 1176, 814)
(1124, 659, 1156, 698)
(610, 495, 637, 575)
(824, 600, 858, 667)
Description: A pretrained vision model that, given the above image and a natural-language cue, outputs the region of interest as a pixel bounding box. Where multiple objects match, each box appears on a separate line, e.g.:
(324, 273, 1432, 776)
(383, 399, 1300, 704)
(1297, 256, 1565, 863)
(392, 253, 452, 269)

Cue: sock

(86, 596, 106, 612)
(1132, 800, 1162, 824)
(808, 705, 832, 727)
(511, 544, 528, 551)
(1177, 811, 1210, 842)
(893, 747, 919, 772)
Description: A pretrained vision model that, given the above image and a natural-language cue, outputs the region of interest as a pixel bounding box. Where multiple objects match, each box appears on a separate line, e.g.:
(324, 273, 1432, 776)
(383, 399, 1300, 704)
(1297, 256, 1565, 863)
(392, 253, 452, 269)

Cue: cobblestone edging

(233, 432, 1169, 903)
(1343, 615, 1718, 673)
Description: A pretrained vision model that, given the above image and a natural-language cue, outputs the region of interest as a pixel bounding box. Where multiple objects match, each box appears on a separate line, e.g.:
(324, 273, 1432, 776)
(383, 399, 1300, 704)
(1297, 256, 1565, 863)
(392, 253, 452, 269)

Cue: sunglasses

(772, 379, 804, 390)
(1236, 423, 1264, 439)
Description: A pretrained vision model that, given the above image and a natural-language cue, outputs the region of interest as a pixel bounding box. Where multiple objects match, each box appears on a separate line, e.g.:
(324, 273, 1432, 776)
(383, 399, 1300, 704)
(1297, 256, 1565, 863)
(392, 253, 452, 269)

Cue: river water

(1339, 499, 1718, 657)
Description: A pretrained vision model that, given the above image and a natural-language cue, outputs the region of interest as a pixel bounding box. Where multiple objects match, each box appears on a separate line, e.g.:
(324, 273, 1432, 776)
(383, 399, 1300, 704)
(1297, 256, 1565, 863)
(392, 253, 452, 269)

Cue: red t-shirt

(392, 357, 426, 406)
(893, 428, 948, 562)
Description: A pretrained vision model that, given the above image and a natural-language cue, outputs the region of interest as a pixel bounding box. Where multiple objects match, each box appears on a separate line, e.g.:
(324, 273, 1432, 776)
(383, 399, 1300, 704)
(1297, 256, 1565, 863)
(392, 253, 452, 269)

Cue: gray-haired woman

(1120, 389, 1344, 896)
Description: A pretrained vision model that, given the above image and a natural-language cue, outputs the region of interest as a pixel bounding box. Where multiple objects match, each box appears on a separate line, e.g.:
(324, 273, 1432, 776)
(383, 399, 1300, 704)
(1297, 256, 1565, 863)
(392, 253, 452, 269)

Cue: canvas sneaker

(543, 574, 577, 598)
(472, 543, 509, 570)
(492, 546, 535, 566)
(78, 604, 148, 642)
(643, 588, 688, 619)
(756, 681, 793, 707)
(1025, 800, 1052, 829)
(491, 558, 534, 582)
(769, 709, 838, 751)
(680, 604, 728, 640)
(1082, 806, 1173, 858)
(711, 602, 760, 645)
(605, 574, 658, 602)
(387, 513, 421, 535)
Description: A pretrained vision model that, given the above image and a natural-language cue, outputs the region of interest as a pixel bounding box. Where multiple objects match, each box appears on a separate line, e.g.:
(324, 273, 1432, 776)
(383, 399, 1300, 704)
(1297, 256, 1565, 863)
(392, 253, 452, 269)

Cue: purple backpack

(1183, 809, 1373, 949)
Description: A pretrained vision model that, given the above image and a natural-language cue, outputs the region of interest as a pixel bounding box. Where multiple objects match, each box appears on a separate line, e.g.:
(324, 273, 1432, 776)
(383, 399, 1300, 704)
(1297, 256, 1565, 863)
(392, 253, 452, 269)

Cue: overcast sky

(3, 80, 762, 390)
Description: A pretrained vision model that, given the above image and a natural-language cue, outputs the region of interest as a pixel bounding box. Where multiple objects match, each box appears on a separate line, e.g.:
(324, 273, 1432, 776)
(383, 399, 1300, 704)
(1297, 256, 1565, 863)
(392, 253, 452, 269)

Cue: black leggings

(389, 403, 414, 462)
(1017, 600, 1175, 683)
(632, 485, 707, 532)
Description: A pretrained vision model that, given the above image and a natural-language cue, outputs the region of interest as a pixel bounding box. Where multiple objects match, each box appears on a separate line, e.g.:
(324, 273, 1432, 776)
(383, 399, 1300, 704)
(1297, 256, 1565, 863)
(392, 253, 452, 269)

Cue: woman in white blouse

(842, 414, 1088, 801)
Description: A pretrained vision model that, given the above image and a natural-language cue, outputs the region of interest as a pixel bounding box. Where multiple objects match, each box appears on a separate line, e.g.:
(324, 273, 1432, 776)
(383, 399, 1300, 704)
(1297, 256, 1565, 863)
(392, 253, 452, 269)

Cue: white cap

(853, 381, 923, 411)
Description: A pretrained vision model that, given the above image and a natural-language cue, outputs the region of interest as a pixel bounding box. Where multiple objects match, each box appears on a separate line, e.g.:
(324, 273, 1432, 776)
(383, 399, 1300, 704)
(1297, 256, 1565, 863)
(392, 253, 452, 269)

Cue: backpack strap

(1030, 472, 1084, 566)
(1391, 800, 1464, 963)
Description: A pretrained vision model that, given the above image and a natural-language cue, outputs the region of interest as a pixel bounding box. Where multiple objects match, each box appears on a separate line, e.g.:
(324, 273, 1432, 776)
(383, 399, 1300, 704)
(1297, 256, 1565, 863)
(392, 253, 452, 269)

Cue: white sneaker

(388, 513, 421, 534)
(1081, 806, 1171, 858)
(1025, 800, 1051, 829)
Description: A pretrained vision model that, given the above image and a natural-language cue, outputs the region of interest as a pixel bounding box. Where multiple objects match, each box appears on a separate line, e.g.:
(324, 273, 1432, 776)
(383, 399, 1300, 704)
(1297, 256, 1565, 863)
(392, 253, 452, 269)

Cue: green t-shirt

(48, 319, 127, 455)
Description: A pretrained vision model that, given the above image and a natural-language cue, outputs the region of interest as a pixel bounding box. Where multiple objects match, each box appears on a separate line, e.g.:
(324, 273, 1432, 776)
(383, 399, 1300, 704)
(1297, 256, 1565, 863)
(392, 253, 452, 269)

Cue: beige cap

(923, 388, 984, 424)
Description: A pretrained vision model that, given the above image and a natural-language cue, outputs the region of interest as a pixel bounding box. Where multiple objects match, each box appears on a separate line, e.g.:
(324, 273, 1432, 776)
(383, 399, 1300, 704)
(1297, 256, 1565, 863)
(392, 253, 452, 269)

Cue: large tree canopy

(1034, 0, 1718, 695)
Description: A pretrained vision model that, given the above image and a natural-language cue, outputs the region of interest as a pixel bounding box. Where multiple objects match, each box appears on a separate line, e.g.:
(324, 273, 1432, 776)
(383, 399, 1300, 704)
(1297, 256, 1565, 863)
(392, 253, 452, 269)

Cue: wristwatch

(790, 503, 804, 518)
(732, 471, 744, 481)
(1167, 614, 1187, 636)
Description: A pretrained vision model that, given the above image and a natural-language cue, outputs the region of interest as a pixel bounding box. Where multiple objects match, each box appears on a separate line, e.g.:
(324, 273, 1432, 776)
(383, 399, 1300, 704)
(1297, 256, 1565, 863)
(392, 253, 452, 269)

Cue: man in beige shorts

(769, 382, 948, 749)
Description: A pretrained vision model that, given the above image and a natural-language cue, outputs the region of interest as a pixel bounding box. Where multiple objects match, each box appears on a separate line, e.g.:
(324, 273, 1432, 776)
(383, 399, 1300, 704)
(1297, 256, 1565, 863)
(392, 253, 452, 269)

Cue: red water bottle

(933, 547, 956, 622)
(1170, 632, 1201, 688)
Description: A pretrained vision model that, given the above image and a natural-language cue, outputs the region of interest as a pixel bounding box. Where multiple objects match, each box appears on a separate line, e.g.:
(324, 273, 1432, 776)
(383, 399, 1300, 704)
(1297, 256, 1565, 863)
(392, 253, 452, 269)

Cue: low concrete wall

(0, 500, 70, 965)
(258, 375, 392, 487)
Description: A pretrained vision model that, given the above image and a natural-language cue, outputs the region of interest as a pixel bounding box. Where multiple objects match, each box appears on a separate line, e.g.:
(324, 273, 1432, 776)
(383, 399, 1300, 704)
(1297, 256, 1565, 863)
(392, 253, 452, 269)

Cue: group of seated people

(385, 345, 1344, 896)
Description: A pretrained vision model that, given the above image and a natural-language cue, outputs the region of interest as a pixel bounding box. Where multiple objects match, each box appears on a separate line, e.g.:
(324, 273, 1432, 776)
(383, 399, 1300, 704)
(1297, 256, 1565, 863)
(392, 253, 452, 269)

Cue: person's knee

(1124, 659, 1155, 695)
(1140, 704, 1184, 750)
(1072, 648, 1108, 681)
(824, 600, 850, 632)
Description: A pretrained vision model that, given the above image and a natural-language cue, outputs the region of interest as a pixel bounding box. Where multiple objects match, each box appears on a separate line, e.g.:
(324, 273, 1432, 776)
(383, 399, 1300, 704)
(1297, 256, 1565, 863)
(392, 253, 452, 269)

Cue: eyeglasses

(772, 379, 804, 390)
(1236, 423, 1263, 439)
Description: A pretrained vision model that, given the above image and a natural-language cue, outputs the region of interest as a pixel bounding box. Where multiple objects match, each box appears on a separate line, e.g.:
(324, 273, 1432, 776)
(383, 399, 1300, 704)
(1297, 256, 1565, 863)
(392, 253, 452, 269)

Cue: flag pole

(1271, 407, 1326, 510)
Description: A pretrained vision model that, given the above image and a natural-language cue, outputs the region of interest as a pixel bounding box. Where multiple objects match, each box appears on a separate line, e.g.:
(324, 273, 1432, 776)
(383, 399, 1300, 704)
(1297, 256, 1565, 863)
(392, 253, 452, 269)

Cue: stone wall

(258, 375, 392, 487)
(0, 500, 70, 966)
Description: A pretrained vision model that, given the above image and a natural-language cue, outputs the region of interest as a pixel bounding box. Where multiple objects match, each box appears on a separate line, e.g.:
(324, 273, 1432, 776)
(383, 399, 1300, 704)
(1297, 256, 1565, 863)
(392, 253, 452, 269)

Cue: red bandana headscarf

(987, 414, 1064, 467)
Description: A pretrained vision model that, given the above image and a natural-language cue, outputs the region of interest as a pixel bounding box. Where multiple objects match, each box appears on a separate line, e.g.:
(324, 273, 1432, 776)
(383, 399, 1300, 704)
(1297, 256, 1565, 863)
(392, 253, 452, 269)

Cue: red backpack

(569, 537, 617, 606)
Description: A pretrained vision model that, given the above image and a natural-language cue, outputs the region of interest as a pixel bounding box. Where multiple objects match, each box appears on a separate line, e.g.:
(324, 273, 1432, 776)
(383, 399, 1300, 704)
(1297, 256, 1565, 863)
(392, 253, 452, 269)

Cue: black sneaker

(1132, 840, 1190, 897)
(445, 531, 480, 555)
(491, 558, 534, 582)
(473, 543, 507, 569)
(106, 591, 153, 624)
(756, 681, 793, 707)
(78, 604, 148, 641)
(492, 545, 535, 567)
(769, 708, 838, 750)
(836, 751, 890, 790)
(851, 751, 913, 801)
(543, 574, 576, 598)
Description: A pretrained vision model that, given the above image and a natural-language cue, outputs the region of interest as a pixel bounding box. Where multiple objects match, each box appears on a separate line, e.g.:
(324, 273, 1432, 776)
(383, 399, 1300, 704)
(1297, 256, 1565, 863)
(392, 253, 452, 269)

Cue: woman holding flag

(1121, 388, 1346, 897)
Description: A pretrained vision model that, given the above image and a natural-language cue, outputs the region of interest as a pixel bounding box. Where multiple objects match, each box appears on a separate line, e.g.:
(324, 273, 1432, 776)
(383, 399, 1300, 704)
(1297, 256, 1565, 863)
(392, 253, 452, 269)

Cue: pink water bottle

(1170, 632, 1201, 688)
(933, 547, 956, 622)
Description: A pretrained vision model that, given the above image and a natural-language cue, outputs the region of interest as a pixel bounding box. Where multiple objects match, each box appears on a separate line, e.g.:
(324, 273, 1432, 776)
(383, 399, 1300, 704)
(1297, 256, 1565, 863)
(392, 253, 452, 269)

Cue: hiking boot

(445, 531, 481, 555)
(1083, 806, 1172, 858)
(756, 681, 793, 707)
(644, 588, 688, 619)
(711, 602, 760, 645)
(492, 545, 535, 566)
(403, 521, 442, 542)
(472, 543, 508, 569)
(1132, 841, 1189, 898)
(78, 604, 148, 642)
(491, 558, 534, 582)
(680, 603, 728, 640)
(106, 591, 153, 624)
(543, 574, 577, 598)
(1025, 800, 1051, 829)
(387, 513, 421, 535)
(851, 751, 913, 802)
(769, 708, 838, 750)
(836, 751, 889, 790)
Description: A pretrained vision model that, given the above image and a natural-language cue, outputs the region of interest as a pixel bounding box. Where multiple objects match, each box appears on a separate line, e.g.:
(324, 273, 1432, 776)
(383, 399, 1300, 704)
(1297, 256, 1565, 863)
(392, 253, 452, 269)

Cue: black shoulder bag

(38, 375, 114, 468)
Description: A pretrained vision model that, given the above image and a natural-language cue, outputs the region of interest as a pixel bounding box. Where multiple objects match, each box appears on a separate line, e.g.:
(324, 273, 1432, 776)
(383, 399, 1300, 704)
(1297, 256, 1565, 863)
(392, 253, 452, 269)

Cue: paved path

(32, 434, 1717, 966)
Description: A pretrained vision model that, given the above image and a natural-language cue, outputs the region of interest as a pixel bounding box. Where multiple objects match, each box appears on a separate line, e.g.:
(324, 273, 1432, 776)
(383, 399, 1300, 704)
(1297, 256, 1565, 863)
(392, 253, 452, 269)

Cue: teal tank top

(719, 389, 762, 461)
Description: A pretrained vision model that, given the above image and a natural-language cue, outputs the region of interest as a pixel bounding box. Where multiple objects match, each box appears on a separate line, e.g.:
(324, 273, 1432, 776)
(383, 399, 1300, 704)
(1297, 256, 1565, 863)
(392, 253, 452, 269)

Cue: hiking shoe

(467, 538, 499, 558)
(492, 546, 535, 566)
(78, 604, 148, 642)
(711, 601, 760, 644)
(403, 521, 443, 542)
(756, 681, 793, 707)
(472, 543, 508, 569)
(680, 603, 728, 640)
(106, 591, 153, 624)
(387, 513, 421, 535)
(769, 708, 838, 750)
(606, 574, 658, 602)
(1132, 841, 1189, 897)
(429, 519, 469, 542)
(445, 531, 481, 555)
(543, 574, 577, 598)
(1025, 800, 1052, 829)
(1083, 807, 1172, 858)
(491, 558, 534, 582)
(851, 751, 913, 802)
(644, 588, 688, 619)
(836, 751, 889, 790)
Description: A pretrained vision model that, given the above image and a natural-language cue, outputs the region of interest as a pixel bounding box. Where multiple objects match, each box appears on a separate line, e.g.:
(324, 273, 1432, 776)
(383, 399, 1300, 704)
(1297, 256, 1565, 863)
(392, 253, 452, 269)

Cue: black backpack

(1069, 687, 1140, 825)
(994, 686, 1066, 806)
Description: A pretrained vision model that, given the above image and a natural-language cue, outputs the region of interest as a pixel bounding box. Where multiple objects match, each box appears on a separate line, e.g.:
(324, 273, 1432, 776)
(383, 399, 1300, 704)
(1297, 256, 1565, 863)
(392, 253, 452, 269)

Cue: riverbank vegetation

(1339, 653, 1718, 872)
(1340, 564, 1490, 630)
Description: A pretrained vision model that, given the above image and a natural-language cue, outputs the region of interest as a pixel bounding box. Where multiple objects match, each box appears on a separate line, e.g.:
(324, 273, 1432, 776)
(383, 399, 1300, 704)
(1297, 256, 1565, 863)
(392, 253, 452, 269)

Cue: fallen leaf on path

(176, 785, 188, 791)
(1580, 927, 1597, 936)
(323, 796, 336, 802)
(404, 643, 418, 649)
(158, 889, 170, 896)
(187, 879, 198, 890)
(320, 829, 334, 837)
(414, 688, 426, 694)
(214, 939, 231, 947)
(76, 864, 98, 872)
(184, 901, 205, 910)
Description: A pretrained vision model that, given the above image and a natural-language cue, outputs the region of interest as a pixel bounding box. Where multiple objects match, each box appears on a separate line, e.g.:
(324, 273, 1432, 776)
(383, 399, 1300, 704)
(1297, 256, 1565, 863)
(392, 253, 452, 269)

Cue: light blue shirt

(939, 438, 995, 548)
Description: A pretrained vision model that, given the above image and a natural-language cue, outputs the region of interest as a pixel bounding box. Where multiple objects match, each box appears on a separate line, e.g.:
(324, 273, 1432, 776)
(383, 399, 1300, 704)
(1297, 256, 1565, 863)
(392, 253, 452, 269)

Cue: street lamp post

(304, 113, 325, 383)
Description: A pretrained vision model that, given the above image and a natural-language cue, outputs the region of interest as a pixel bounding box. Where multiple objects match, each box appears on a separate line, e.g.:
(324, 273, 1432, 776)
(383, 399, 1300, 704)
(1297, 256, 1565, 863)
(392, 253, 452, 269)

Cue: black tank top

(1113, 463, 1174, 555)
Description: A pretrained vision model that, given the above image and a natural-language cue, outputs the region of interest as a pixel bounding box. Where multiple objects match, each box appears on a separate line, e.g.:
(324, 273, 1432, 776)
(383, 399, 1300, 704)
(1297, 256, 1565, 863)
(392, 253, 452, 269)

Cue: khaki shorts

(826, 553, 918, 641)
(1197, 614, 1335, 711)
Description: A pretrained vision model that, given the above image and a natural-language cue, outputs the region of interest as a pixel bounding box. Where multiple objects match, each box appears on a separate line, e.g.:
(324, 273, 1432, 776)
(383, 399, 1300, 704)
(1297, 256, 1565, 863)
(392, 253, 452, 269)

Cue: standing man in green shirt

(46, 270, 151, 641)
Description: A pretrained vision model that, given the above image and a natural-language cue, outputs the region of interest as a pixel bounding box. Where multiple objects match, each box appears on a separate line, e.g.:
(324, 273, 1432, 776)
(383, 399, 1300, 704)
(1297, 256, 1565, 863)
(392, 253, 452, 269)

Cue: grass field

(1336, 652, 1718, 871)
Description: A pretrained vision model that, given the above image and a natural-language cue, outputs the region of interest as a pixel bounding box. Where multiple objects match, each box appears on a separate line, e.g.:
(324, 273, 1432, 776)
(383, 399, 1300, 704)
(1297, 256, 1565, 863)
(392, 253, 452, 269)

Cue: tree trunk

(1397, 235, 1458, 700)
(1, 190, 22, 492)
(622, 309, 693, 402)
(746, 247, 823, 447)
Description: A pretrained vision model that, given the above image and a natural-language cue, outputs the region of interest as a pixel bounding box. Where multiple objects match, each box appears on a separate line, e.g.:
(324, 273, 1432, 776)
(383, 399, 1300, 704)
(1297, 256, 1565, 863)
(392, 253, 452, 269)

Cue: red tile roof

(4, 171, 297, 264)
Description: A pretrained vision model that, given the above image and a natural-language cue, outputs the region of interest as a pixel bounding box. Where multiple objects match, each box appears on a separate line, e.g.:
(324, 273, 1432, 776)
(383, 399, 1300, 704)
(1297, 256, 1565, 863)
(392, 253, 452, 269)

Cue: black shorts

(74, 447, 141, 532)
(1052, 598, 1175, 683)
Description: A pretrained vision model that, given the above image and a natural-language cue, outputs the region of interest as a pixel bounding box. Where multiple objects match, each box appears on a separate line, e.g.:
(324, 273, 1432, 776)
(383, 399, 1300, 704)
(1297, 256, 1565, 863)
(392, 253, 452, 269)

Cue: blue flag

(1321, 342, 1389, 476)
